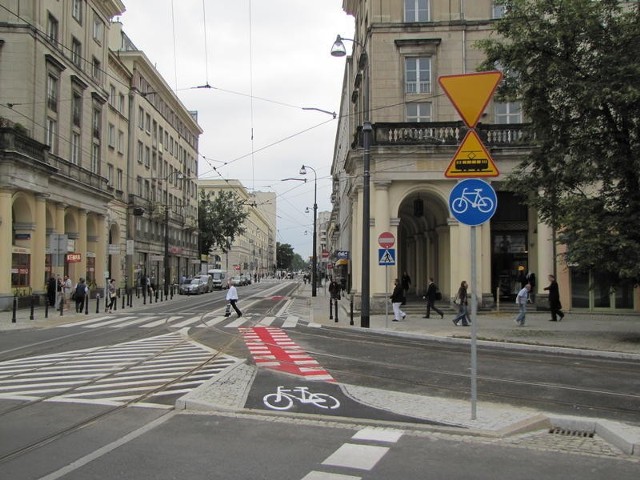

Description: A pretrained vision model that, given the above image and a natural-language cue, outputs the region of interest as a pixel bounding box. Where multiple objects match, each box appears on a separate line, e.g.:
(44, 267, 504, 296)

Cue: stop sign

(378, 231, 395, 249)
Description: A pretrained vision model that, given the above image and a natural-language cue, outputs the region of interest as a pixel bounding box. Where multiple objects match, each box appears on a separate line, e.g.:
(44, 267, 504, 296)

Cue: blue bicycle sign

(449, 179, 497, 226)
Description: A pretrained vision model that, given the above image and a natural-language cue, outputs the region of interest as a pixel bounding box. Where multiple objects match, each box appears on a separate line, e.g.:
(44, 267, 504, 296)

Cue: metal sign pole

(385, 265, 389, 328)
(470, 225, 478, 420)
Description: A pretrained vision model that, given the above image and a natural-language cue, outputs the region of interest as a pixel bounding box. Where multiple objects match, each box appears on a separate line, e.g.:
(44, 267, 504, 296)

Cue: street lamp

(299, 164, 318, 297)
(331, 34, 372, 328)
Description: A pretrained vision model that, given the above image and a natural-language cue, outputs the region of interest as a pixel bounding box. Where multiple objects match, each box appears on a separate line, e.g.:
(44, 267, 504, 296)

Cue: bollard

(85, 295, 89, 315)
(335, 298, 339, 323)
(143, 288, 146, 305)
(30, 294, 35, 320)
(350, 295, 354, 326)
(45, 298, 49, 319)
(96, 293, 100, 314)
(12, 296, 17, 323)
(170, 285, 174, 299)
(122, 291, 126, 310)
(155, 290, 158, 303)
(329, 298, 333, 320)
(60, 296, 64, 316)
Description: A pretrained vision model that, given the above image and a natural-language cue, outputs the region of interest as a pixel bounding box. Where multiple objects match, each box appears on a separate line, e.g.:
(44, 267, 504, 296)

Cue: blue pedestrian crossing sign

(378, 248, 396, 266)
(449, 178, 498, 226)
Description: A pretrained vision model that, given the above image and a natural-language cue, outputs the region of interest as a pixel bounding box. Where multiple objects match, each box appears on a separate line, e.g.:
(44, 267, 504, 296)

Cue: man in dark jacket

(423, 277, 444, 319)
(390, 279, 407, 322)
(543, 274, 564, 322)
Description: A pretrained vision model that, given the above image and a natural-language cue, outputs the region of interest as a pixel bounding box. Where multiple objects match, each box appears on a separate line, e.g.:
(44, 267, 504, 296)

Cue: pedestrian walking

(63, 275, 73, 310)
(55, 275, 63, 309)
(390, 278, 406, 322)
(73, 278, 88, 313)
(515, 283, 531, 326)
(423, 277, 444, 319)
(107, 278, 117, 313)
(452, 281, 471, 326)
(543, 274, 565, 322)
(226, 280, 242, 317)
(526, 271, 537, 302)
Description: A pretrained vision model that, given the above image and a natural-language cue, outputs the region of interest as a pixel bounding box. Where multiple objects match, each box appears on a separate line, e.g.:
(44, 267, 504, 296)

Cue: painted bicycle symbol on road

(263, 386, 340, 411)
(451, 187, 494, 214)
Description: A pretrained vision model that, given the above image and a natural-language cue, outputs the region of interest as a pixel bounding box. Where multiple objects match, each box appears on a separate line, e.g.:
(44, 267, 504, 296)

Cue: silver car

(180, 278, 205, 295)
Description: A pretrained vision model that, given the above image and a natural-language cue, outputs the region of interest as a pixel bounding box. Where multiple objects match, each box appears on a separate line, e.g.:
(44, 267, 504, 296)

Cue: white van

(208, 269, 228, 290)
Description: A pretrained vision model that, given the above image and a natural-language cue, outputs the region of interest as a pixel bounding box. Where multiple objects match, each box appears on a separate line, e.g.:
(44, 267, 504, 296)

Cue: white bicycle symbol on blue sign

(451, 187, 495, 214)
(263, 386, 340, 411)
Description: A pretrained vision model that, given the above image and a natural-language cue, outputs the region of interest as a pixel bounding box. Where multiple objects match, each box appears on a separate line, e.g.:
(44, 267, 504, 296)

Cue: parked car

(239, 274, 251, 286)
(231, 276, 244, 287)
(180, 278, 206, 295)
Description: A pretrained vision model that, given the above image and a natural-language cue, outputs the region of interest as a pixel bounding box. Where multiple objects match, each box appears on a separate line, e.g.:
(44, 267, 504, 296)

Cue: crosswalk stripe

(226, 317, 249, 328)
(259, 316, 275, 326)
(171, 316, 204, 328)
(58, 316, 114, 327)
(140, 316, 180, 328)
(282, 316, 298, 328)
(85, 316, 136, 328)
(112, 317, 160, 328)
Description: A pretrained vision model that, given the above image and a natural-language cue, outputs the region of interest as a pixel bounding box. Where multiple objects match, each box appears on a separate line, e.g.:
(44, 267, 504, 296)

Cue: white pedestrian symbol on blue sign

(449, 178, 498, 226)
(378, 248, 395, 266)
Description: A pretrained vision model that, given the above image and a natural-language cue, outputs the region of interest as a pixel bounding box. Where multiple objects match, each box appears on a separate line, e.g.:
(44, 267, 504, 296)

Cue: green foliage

(477, 0, 640, 283)
(198, 190, 249, 257)
(276, 243, 295, 270)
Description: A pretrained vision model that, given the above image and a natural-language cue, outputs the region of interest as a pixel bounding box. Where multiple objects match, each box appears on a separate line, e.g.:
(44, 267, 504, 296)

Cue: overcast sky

(119, 1, 355, 259)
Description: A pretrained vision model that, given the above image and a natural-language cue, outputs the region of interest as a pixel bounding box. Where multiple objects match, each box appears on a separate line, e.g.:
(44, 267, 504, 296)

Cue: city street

(0, 280, 638, 479)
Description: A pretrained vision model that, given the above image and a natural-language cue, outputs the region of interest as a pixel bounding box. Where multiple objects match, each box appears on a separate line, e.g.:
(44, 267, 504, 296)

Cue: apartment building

(330, 0, 637, 312)
(0, 1, 202, 308)
(198, 179, 276, 280)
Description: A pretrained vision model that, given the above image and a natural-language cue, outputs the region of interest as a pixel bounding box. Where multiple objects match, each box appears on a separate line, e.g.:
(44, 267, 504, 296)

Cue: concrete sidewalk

(304, 283, 640, 357)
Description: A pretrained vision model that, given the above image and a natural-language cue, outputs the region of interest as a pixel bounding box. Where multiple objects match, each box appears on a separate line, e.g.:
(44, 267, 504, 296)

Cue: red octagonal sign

(378, 231, 395, 249)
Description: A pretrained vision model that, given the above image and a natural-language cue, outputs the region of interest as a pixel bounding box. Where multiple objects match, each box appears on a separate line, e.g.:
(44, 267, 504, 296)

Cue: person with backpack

(74, 278, 88, 313)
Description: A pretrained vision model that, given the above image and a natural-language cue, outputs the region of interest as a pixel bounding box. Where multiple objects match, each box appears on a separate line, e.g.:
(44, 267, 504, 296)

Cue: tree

(198, 190, 249, 258)
(276, 243, 295, 270)
(477, 0, 640, 283)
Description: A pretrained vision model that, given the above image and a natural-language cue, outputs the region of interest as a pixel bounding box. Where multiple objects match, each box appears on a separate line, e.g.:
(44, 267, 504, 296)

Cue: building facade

(0, 1, 202, 308)
(198, 179, 276, 280)
(330, 0, 638, 312)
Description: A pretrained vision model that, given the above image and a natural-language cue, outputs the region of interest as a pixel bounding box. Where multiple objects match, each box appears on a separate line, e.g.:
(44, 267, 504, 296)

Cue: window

(91, 144, 100, 173)
(71, 37, 82, 67)
(405, 0, 429, 22)
(91, 57, 101, 82)
(118, 93, 125, 113)
(145, 113, 151, 133)
(47, 13, 58, 44)
(405, 57, 431, 94)
(144, 146, 150, 167)
(93, 14, 104, 43)
(138, 107, 144, 129)
(495, 102, 522, 124)
(406, 102, 432, 122)
(71, 132, 80, 164)
(108, 123, 115, 148)
(109, 84, 116, 106)
(46, 117, 57, 152)
(46, 74, 58, 112)
(117, 169, 123, 190)
(72, 0, 83, 23)
(137, 141, 143, 164)
(92, 108, 101, 139)
(72, 92, 82, 127)
(492, 2, 507, 19)
(117, 130, 124, 153)
(107, 164, 114, 185)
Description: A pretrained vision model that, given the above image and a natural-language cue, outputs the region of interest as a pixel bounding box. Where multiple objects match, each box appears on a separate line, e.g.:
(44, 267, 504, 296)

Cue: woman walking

(107, 278, 117, 313)
(452, 281, 471, 326)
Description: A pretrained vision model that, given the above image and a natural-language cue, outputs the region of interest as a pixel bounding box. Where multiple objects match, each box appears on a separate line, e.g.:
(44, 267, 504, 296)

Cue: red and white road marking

(240, 326, 335, 383)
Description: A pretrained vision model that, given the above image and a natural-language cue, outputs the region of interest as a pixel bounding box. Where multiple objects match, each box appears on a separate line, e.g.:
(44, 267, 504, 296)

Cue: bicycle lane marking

(239, 326, 336, 383)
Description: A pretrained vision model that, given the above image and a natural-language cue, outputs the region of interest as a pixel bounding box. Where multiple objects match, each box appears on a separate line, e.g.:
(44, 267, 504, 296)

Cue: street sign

(336, 250, 349, 259)
(377, 231, 395, 249)
(448, 179, 498, 226)
(445, 130, 499, 178)
(378, 248, 396, 266)
(438, 71, 503, 128)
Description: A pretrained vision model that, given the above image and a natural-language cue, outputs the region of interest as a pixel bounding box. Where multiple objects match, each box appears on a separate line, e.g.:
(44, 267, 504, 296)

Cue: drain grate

(549, 427, 594, 438)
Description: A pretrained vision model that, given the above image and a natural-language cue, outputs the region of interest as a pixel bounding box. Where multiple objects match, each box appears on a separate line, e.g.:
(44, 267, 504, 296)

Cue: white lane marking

(275, 299, 293, 317)
(282, 316, 298, 328)
(226, 317, 249, 328)
(112, 317, 160, 328)
(301, 472, 360, 480)
(38, 412, 176, 480)
(58, 316, 114, 327)
(85, 317, 136, 328)
(351, 428, 404, 443)
(141, 316, 181, 328)
(321, 444, 390, 471)
(170, 316, 203, 328)
(259, 316, 275, 326)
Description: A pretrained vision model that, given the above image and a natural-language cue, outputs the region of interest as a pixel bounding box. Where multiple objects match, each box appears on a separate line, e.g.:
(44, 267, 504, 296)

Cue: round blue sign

(448, 179, 498, 226)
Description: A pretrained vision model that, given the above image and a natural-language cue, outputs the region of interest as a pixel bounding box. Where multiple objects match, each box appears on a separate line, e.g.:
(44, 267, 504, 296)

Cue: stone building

(329, 0, 637, 312)
(0, 1, 202, 308)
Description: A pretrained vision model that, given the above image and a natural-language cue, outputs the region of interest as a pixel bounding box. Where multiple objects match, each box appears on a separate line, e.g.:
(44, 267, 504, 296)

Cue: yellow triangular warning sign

(445, 130, 499, 178)
(439, 71, 503, 128)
